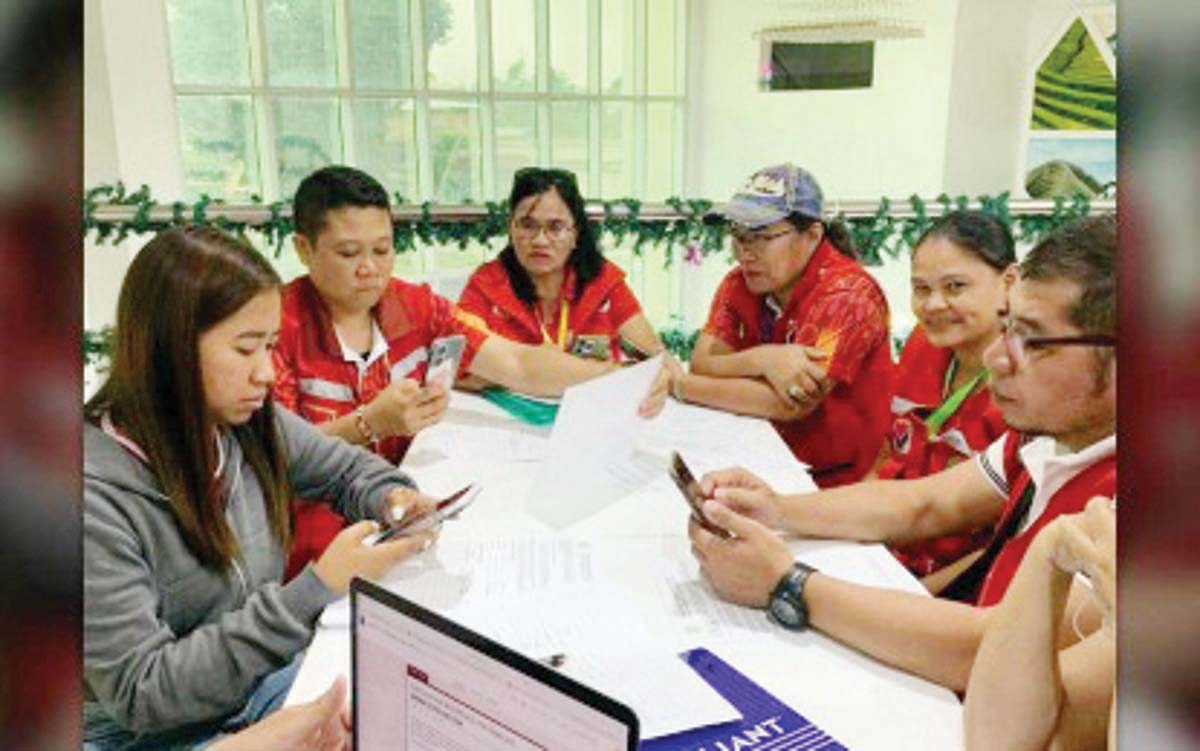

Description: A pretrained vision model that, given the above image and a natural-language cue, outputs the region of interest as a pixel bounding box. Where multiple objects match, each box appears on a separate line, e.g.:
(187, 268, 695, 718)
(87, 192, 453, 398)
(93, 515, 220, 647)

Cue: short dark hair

(1020, 214, 1116, 338)
(292, 165, 391, 240)
(499, 167, 603, 305)
(85, 228, 291, 570)
(914, 210, 1016, 271)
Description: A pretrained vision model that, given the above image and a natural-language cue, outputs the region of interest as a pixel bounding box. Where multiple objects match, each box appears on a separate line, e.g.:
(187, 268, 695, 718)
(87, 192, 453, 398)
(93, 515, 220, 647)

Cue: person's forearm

(776, 479, 927, 542)
(517, 346, 616, 396)
(964, 549, 1073, 751)
(316, 411, 369, 445)
(805, 573, 991, 691)
(691, 345, 764, 378)
(676, 373, 815, 421)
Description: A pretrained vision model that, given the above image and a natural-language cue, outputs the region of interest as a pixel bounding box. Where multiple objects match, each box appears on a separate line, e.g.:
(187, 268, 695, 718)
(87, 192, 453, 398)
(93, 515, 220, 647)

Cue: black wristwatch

(767, 561, 817, 631)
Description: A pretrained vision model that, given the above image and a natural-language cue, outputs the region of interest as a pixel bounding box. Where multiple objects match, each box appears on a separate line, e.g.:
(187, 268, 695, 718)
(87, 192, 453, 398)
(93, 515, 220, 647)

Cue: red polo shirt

(703, 239, 894, 487)
(273, 275, 490, 576)
(458, 258, 643, 361)
(974, 431, 1117, 607)
(880, 326, 1008, 576)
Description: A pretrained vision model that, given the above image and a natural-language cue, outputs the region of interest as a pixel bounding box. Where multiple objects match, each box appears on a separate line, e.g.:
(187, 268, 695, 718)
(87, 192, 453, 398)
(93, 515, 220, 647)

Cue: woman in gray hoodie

(83, 227, 437, 750)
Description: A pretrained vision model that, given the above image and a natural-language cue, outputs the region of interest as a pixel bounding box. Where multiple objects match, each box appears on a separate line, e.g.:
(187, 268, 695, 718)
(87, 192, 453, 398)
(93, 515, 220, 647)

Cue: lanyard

(537, 297, 570, 351)
(925, 359, 987, 436)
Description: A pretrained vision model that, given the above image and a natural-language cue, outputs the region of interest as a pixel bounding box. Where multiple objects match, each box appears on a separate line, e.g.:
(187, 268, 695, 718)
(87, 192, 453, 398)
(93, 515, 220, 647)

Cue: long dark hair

(785, 213, 859, 260)
(913, 210, 1016, 271)
(499, 167, 603, 305)
(85, 228, 291, 570)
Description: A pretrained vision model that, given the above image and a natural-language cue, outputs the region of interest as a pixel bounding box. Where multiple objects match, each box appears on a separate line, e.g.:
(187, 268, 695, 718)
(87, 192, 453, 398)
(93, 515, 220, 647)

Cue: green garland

(82, 184, 1102, 367)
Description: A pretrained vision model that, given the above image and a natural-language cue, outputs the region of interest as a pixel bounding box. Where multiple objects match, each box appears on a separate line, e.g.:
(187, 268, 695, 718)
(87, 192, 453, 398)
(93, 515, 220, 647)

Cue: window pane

(425, 0, 477, 90)
(263, 0, 337, 87)
(353, 99, 418, 199)
(600, 102, 634, 198)
(492, 0, 536, 92)
(645, 102, 675, 197)
(429, 100, 482, 202)
(435, 240, 486, 274)
(274, 98, 341, 199)
(350, 0, 412, 89)
(646, 0, 677, 95)
(600, 0, 633, 94)
(494, 101, 539, 197)
(551, 101, 589, 193)
(176, 95, 260, 201)
(166, 0, 250, 86)
(550, 0, 588, 93)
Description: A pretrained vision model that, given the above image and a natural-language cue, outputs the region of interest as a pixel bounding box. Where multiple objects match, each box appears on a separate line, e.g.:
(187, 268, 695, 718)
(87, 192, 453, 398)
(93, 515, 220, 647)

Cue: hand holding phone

(426, 335, 466, 391)
(669, 452, 732, 539)
(375, 484, 480, 544)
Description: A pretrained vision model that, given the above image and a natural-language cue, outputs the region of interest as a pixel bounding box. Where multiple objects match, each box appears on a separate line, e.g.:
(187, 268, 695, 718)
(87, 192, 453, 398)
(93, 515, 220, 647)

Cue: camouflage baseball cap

(709, 162, 824, 229)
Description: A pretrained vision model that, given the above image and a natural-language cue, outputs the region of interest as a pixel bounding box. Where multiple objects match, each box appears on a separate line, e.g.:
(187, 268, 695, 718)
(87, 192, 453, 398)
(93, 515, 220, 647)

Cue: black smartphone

(376, 484, 480, 544)
(668, 452, 732, 539)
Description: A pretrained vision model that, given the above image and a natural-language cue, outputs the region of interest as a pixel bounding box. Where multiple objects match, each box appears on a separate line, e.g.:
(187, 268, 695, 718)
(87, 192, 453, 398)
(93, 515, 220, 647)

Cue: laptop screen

(352, 579, 638, 751)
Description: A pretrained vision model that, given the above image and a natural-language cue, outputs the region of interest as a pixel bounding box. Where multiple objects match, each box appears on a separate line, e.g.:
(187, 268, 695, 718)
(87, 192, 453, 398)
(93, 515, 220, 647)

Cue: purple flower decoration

(684, 242, 703, 267)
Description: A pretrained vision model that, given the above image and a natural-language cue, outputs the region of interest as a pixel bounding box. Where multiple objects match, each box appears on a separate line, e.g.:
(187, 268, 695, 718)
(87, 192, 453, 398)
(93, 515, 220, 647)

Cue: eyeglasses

(730, 227, 795, 254)
(996, 307, 1116, 367)
(512, 217, 576, 241)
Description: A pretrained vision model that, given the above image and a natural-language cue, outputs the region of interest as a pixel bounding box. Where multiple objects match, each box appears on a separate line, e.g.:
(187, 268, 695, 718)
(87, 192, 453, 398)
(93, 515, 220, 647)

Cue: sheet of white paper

(416, 423, 549, 463)
(321, 536, 597, 628)
(557, 649, 742, 739)
(525, 355, 663, 528)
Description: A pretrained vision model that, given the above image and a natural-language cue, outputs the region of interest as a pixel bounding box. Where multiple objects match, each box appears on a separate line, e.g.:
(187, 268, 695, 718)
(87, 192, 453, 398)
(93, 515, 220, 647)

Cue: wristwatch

(767, 561, 817, 631)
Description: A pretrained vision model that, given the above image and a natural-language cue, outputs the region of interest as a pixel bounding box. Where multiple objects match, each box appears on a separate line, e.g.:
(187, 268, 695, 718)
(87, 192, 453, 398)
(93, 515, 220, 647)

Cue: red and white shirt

(458, 258, 643, 362)
(703, 239, 894, 487)
(973, 431, 1117, 607)
(880, 326, 1008, 576)
(273, 275, 490, 577)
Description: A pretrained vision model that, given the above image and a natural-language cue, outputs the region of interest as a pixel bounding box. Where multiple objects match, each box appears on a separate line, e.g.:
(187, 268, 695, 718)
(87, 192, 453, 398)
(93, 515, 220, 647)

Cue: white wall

(83, 0, 183, 337)
(684, 0, 960, 201)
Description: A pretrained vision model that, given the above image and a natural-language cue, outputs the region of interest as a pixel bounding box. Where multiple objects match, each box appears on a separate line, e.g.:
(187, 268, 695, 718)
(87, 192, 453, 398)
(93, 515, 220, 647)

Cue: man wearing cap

(670, 163, 893, 488)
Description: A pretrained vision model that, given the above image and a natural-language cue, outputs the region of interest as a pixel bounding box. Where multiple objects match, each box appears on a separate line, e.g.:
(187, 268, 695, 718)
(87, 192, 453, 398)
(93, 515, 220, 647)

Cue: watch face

(770, 598, 800, 626)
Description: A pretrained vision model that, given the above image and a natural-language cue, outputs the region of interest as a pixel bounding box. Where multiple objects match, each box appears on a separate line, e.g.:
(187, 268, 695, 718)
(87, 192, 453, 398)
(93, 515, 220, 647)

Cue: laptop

(352, 578, 639, 750)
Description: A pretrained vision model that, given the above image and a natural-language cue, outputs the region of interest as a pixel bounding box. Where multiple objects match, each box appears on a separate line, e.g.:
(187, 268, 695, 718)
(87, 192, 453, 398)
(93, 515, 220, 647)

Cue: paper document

(321, 537, 596, 627)
(557, 649, 742, 740)
(525, 355, 663, 528)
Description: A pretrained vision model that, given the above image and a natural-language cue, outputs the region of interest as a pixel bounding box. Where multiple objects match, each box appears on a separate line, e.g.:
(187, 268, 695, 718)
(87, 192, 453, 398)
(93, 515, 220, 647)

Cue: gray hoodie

(83, 405, 415, 735)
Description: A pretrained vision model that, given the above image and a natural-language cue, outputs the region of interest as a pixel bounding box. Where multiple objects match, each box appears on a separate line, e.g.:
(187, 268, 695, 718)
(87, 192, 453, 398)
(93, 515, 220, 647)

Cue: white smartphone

(425, 335, 466, 390)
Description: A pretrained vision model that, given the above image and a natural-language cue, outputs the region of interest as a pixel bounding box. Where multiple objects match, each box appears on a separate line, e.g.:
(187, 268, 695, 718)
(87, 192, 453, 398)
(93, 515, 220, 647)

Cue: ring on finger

(786, 383, 804, 401)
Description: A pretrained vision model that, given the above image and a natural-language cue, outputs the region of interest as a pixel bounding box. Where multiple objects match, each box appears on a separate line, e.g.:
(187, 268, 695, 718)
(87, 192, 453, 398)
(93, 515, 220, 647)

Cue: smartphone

(668, 452, 732, 539)
(376, 484, 480, 543)
(425, 335, 466, 390)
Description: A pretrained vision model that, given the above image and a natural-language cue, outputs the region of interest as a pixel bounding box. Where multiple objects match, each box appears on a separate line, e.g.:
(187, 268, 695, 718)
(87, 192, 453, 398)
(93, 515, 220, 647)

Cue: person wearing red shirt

(457, 168, 662, 369)
(676, 163, 893, 488)
(870, 211, 1016, 582)
(687, 215, 1116, 693)
(275, 166, 670, 577)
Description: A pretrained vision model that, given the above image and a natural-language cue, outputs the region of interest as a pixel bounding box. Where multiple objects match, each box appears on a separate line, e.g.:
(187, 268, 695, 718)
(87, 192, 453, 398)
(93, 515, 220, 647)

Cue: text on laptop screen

(355, 593, 630, 750)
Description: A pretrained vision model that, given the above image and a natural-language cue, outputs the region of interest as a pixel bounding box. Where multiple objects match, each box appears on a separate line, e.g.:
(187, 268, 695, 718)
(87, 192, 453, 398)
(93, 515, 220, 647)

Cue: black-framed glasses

(997, 307, 1116, 367)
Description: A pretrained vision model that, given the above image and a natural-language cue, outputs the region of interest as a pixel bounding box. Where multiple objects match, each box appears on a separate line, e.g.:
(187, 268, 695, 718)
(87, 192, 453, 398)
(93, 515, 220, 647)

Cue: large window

(165, 0, 687, 204)
(165, 0, 687, 299)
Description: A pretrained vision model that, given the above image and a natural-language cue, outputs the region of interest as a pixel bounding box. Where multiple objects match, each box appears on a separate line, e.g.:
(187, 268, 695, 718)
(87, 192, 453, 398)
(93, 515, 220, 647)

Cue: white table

(287, 392, 964, 750)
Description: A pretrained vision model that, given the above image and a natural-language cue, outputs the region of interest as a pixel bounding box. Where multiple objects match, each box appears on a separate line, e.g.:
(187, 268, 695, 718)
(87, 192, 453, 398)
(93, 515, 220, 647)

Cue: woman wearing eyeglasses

(457, 168, 663, 366)
(677, 163, 894, 489)
(874, 211, 1016, 584)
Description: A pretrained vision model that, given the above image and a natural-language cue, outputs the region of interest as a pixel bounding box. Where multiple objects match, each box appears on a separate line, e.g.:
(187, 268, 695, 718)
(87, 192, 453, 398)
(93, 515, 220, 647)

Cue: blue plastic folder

(642, 648, 848, 751)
